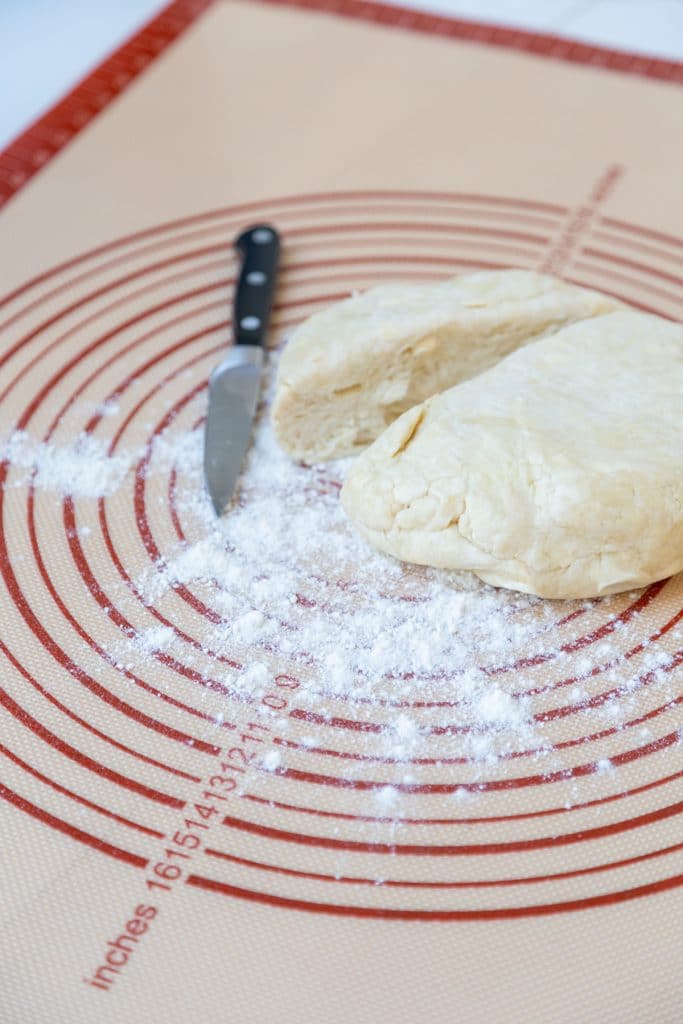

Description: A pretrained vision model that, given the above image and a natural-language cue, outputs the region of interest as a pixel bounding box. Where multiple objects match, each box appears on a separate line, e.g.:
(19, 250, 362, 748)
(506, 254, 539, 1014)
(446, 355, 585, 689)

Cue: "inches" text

(83, 903, 158, 992)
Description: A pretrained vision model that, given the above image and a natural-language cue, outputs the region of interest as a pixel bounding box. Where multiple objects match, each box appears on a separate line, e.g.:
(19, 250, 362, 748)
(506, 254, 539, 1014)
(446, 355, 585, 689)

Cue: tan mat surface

(0, 2, 682, 1021)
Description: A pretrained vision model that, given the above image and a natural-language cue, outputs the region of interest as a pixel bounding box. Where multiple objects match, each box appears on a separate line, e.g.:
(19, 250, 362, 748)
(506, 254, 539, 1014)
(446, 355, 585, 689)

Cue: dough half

(341, 311, 683, 599)
(272, 270, 620, 462)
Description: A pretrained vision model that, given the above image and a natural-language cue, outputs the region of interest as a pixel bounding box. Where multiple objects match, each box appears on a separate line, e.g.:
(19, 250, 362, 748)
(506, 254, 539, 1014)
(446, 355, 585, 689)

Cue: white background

(1, 0, 683, 150)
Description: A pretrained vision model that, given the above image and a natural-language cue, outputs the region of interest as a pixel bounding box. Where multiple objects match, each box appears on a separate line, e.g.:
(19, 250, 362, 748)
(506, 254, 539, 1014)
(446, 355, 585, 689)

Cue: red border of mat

(1, 0, 682, 213)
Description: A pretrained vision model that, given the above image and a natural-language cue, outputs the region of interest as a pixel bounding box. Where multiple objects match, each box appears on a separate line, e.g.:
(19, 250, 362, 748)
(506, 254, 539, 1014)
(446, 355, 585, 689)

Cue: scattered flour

(135, 624, 176, 655)
(1, 430, 139, 498)
(260, 749, 282, 772)
(131, 413, 558, 764)
(4, 354, 680, 789)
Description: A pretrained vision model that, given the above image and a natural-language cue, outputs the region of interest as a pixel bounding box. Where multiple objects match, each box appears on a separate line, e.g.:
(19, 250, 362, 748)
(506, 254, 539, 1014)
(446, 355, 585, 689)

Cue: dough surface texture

(272, 271, 620, 461)
(341, 311, 683, 599)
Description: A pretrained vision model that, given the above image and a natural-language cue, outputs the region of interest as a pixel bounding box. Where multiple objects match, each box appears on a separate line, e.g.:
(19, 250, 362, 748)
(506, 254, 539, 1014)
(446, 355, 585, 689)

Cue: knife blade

(204, 224, 280, 515)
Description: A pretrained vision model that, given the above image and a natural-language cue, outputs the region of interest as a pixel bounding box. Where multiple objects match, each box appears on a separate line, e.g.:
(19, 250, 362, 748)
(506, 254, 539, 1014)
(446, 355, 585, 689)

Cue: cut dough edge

(339, 310, 683, 599)
(272, 272, 622, 462)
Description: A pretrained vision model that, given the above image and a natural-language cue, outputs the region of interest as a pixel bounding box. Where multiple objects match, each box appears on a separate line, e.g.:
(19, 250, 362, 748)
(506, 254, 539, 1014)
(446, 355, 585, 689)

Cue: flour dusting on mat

(0, 430, 138, 498)
(127, 359, 649, 773)
(6, 356, 679, 791)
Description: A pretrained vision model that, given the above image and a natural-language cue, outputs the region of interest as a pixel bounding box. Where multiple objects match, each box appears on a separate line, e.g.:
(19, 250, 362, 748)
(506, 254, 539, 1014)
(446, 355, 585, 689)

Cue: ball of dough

(272, 271, 620, 462)
(341, 311, 683, 599)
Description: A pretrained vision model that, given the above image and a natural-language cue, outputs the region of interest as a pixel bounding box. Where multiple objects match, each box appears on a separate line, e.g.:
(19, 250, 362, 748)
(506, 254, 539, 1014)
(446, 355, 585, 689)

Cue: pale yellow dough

(341, 311, 683, 600)
(272, 271, 620, 462)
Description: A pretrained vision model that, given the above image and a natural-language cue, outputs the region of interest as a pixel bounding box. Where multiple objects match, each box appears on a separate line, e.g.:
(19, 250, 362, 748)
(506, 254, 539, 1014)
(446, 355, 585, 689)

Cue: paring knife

(204, 224, 280, 515)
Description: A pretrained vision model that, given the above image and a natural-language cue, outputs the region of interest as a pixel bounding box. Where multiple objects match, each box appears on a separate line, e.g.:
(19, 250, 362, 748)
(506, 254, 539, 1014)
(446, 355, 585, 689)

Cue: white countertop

(2, 0, 682, 151)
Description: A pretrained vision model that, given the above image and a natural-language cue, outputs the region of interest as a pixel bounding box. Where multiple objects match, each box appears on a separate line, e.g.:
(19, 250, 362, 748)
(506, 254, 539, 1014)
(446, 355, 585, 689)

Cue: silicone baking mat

(1, 2, 682, 1021)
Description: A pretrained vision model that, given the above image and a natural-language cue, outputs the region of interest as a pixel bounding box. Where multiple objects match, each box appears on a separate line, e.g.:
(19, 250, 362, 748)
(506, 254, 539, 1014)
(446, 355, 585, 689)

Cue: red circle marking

(0, 204, 549, 335)
(571, 261, 683, 310)
(241, 768, 683, 825)
(591, 229, 683, 267)
(0, 636, 201, 781)
(1, 192, 681, 917)
(598, 216, 683, 251)
(202, 838, 683, 888)
(184, 870, 683, 920)
(18, 241, 671, 806)
(0, 189, 569, 309)
(267, 727, 681, 796)
(0, 740, 163, 838)
(0, 649, 184, 807)
(0, 781, 147, 869)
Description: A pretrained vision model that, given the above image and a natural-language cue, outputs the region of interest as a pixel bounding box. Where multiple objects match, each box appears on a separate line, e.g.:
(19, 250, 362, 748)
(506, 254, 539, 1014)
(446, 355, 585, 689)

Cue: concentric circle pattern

(1, 191, 683, 920)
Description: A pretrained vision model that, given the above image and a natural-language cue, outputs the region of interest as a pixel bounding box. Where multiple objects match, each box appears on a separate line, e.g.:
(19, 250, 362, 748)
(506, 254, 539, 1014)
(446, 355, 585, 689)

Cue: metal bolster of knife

(209, 343, 264, 383)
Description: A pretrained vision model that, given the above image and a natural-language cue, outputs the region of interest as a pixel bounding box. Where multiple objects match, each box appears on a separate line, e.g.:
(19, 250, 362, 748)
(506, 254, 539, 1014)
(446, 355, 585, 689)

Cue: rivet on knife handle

(233, 224, 281, 348)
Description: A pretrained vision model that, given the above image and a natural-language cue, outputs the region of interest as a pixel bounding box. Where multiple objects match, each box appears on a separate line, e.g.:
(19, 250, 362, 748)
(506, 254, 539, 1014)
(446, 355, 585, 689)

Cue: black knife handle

(233, 224, 280, 347)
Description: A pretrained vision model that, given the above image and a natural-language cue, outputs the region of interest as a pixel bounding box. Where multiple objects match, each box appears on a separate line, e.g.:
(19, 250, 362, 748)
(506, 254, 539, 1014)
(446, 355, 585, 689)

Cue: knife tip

(209, 493, 226, 517)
